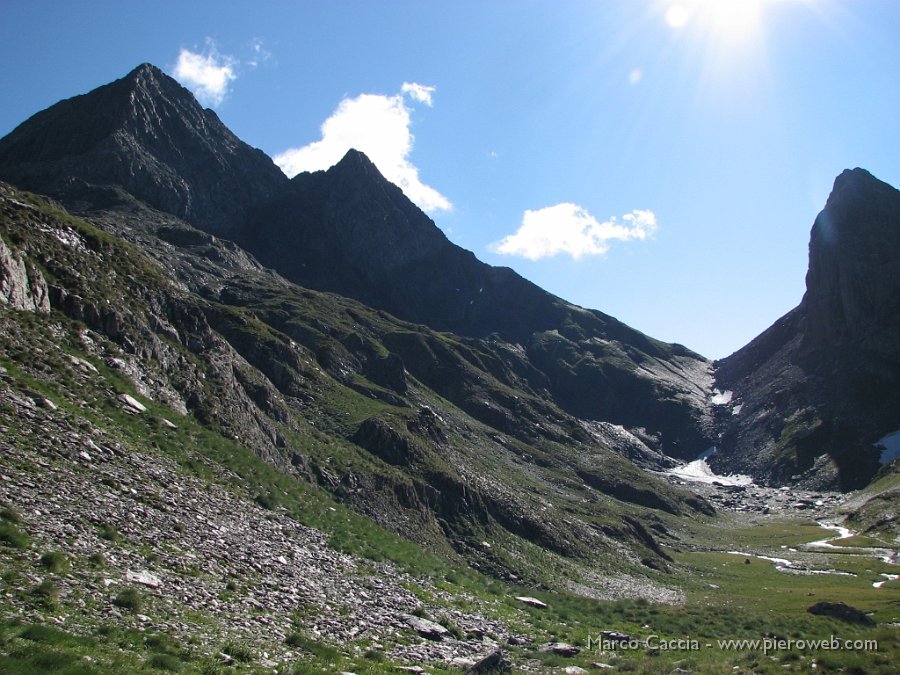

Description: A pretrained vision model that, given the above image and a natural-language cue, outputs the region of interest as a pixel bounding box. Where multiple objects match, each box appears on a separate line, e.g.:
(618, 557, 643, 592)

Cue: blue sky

(2, 0, 898, 359)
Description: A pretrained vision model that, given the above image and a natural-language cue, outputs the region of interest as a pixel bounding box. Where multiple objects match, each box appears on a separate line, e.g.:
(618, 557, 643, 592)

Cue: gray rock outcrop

(0, 227, 49, 313)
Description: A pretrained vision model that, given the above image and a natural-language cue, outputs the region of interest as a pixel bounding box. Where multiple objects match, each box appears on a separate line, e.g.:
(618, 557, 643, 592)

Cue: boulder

(540, 642, 580, 657)
(402, 614, 450, 641)
(465, 649, 511, 673)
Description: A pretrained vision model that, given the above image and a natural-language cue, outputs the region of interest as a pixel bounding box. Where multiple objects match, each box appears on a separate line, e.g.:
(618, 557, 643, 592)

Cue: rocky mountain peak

(331, 147, 382, 177)
(805, 167, 900, 348)
(129, 61, 166, 81)
(822, 167, 886, 211)
(0, 63, 286, 235)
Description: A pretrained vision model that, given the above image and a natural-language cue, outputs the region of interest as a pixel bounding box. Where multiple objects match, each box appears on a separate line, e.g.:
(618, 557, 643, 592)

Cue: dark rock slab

(807, 601, 876, 626)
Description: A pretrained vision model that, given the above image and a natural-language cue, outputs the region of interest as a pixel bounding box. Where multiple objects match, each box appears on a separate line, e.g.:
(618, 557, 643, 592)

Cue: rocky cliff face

(0, 219, 49, 313)
(714, 169, 900, 489)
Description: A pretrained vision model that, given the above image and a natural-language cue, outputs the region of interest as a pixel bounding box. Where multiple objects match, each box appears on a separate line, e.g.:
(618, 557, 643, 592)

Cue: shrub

(39, 551, 68, 573)
(364, 648, 385, 661)
(31, 580, 59, 609)
(149, 653, 183, 671)
(437, 614, 465, 640)
(98, 523, 121, 542)
(0, 522, 29, 548)
(284, 632, 306, 648)
(113, 587, 142, 612)
(0, 506, 22, 523)
(221, 642, 253, 663)
(254, 492, 278, 510)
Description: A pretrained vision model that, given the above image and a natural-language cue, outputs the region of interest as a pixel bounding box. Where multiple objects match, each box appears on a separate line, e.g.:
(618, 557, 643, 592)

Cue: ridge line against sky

(2, 0, 899, 359)
(171, 39, 663, 262)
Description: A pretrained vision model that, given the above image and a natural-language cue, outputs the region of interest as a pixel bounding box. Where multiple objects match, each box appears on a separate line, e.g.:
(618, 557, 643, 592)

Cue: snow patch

(873, 574, 898, 589)
(875, 429, 900, 465)
(710, 389, 733, 405)
(667, 457, 753, 486)
(732, 404, 743, 415)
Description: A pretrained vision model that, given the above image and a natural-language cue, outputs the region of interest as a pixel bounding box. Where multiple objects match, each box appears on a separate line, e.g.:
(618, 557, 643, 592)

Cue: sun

(705, 0, 766, 41)
(666, 0, 771, 45)
(658, 0, 795, 99)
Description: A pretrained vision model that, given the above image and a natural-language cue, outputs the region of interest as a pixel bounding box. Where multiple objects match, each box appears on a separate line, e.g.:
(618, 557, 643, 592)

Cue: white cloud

(629, 67, 644, 85)
(401, 82, 436, 106)
(273, 84, 451, 213)
(173, 42, 236, 107)
(490, 204, 657, 261)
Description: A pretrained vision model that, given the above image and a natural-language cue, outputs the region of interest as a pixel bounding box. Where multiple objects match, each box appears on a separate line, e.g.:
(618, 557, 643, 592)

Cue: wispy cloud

(273, 84, 451, 213)
(400, 82, 436, 106)
(490, 204, 657, 260)
(172, 41, 236, 107)
(247, 37, 273, 68)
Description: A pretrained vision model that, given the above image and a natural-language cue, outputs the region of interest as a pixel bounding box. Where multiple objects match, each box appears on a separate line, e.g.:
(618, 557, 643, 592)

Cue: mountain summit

(0, 63, 286, 235)
(714, 168, 900, 489)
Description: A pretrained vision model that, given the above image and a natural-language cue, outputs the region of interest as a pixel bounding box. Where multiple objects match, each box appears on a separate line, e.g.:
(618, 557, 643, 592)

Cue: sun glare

(666, 0, 774, 44)
(657, 0, 803, 101)
(707, 0, 765, 40)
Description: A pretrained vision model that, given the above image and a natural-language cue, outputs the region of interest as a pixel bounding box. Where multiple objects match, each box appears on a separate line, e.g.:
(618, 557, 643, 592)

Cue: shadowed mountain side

(244, 150, 715, 458)
(714, 169, 900, 490)
(0, 64, 287, 236)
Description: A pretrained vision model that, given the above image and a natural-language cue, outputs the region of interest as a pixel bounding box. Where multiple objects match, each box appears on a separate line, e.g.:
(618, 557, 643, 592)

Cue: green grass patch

(39, 551, 69, 573)
(112, 587, 142, 612)
(0, 505, 23, 523)
(0, 521, 30, 548)
(831, 534, 893, 548)
(221, 641, 254, 663)
(98, 522, 121, 543)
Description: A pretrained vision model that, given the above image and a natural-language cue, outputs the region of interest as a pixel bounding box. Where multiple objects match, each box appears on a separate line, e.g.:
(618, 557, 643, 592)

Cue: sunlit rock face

(714, 169, 900, 490)
(0, 228, 50, 313)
